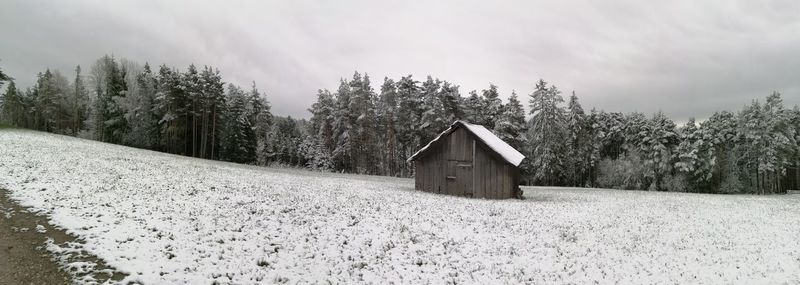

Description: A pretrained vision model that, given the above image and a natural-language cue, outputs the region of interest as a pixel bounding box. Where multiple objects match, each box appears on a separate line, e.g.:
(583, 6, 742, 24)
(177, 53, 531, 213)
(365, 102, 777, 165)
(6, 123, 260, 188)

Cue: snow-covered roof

(407, 120, 525, 167)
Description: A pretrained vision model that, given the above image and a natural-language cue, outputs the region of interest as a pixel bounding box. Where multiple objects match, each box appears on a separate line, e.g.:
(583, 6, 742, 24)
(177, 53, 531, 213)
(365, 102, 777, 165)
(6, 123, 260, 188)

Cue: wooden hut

(407, 120, 525, 199)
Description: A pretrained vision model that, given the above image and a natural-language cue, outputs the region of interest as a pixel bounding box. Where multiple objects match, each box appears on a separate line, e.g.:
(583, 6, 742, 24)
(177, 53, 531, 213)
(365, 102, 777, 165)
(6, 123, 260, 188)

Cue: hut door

(444, 128, 474, 197)
(458, 163, 473, 197)
(446, 161, 459, 195)
(446, 160, 473, 197)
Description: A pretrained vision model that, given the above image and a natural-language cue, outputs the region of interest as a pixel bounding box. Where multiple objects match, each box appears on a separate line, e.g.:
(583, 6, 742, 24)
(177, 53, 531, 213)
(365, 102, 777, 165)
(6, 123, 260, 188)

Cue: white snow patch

(461, 121, 525, 166)
(1, 129, 799, 284)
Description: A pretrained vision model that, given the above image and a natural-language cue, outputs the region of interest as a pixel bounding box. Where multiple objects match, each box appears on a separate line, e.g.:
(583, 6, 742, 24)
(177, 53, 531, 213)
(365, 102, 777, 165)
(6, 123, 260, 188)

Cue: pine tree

(585, 108, 603, 186)
(0, 64, 13, 117)
(1, 81, 19, 124)
(182, 64, 202, 156)
(762, 92, 793, 193)
(0, 65, 11, 88)
(675, 118, 704, 191)
(70, 65, 89, 135)
(738, 100, 769, 193)
(377, 78, 400, 176)
(90, 55, 128, 144)
(193, 66, 224, 159)
(19, 87, 37, 128)
(155, 65, 186, 154)
(480, 84, 503, 129)
(526, 79, 566, 185)
(623, 112, 648, 153)
(109, 61, 129, 143)
(51, 70, 72, 133)
(419, 76, 445, 144)
(332, 78, 355, 171)
(246, 82, 272, 164)
(309, 89, 336, 164)
(122, 63, 159, 148)
(639, 111, 678, 190)
(494, 90, 527, 151)
(299, 133, 332, 171)
(395, 75, 420, 176)
(790, 106, 800, 191)
(565, 91, 588, 186)
(33, 70, 64, 132)
(596, 111, 626, 160)
(220, 84, 257, 163)
(439, 81, 462, 122)
(271, 116, 303, 165)
(463, 90, 483, 124)
(700, 111, 740, 193)
(350, 72, 378, 174)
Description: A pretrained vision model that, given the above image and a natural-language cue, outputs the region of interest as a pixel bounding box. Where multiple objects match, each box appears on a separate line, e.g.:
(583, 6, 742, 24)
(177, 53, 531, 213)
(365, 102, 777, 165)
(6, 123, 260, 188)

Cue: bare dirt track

(0, 190, 72, 284)
(0, 189, 127, 285)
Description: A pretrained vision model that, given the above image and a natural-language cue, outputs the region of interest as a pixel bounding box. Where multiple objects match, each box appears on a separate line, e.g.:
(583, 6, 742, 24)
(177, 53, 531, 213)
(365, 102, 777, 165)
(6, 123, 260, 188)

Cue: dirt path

(0, 190, 126, 284)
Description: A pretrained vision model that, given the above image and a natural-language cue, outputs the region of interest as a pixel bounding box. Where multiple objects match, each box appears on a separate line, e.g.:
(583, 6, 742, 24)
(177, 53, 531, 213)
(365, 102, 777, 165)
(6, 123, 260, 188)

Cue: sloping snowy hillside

(1, 129, 799, 284)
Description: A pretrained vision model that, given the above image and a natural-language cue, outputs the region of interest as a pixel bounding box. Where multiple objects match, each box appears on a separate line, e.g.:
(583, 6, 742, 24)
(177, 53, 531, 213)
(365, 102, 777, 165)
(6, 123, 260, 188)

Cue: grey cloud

(0, 0, 798, 120)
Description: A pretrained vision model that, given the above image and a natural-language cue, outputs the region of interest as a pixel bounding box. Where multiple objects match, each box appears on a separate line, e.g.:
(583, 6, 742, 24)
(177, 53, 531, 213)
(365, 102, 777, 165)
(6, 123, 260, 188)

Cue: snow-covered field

(1, 129, 800, 284)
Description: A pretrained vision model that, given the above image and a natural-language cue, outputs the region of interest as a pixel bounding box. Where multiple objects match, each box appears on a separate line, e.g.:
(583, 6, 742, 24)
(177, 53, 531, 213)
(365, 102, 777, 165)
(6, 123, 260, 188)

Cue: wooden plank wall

(415, 139, 448, 195)
(473, 141, 514, 199)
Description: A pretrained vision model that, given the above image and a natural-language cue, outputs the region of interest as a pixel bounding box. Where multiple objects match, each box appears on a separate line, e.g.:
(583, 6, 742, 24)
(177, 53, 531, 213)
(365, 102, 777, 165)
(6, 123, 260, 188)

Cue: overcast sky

(1, 0, 798, 121)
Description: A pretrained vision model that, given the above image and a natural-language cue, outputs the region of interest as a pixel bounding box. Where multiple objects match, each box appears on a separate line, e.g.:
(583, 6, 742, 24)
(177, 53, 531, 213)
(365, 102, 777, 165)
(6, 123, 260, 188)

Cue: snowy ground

(1, 129, 799, 284)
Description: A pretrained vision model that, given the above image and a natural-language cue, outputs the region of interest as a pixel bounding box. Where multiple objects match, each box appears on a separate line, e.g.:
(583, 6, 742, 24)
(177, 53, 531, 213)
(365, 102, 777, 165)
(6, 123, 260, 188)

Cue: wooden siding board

(419, 161, 423, 191)
(474, 142, 482, 198)
(473, 149, 480, 198)
(488, 152, 494, 198)
(482, 154, 488, 199)
(457, 129, 463, 160)
(485, 159, 491, 198)
(426, 160, 432, 192)
(438, 151, 445, 194)
(419, 160, 425, 191)
(486, 158, 498, 196)
(479, 158, 485, 198)
(418, 160, 423, 191)
(478, 149, 485, 198)
(456, 129, 462, 160)
(489, 160, 501, 199)
(477, 150, 483, 198)
(423, 157, 429, 192)
(416, 161, 422, 190)
(492, 161, 496, 198)
(496, 160, 503, 198)
(448, 129, 457, 160)
(435, 161, 439, 193)
(429, 159, 435, 192)
(503, 164, 510, 197)
(446, 160, 456, 195)
(425, 160, 431, 192)
(461, 130, 468, 160)
(488, 155, 494, 199)
(499, 164, 506, 197)
(506, 165, 512, 197)
(461, 129, 468, 161)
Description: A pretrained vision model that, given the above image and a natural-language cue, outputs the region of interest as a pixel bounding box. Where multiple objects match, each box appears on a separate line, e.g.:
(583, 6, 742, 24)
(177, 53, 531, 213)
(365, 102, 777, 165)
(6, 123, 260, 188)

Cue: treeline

(0, 56, 278, 164)
(303, 75, 800, 194)
(2, 58, 799, 193)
